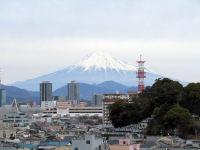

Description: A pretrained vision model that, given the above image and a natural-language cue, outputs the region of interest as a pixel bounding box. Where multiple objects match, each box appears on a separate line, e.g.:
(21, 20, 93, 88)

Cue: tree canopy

(108, 97, 152, 128)
(145, 78, 183, 106)
(108, 78, 200, 138)
(180, 83, 200, 115)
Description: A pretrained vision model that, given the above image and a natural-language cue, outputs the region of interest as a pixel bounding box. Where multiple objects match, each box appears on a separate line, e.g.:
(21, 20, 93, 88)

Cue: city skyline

(0, 0, 200, 84)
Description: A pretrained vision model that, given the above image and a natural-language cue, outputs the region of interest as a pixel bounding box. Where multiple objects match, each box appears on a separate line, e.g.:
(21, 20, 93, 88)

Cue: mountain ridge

(4, 81, 137, 104)
(10, 51, 163, 91)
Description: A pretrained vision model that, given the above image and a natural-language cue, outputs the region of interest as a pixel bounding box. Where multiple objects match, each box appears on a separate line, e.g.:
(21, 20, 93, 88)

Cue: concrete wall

(72, 134, 103, 150)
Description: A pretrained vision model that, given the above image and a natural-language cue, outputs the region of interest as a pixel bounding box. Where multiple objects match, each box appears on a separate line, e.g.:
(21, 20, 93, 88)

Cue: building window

(74, 148, 78, 150)
(98, 145, 101, 150)
(86, 140, 90, 144)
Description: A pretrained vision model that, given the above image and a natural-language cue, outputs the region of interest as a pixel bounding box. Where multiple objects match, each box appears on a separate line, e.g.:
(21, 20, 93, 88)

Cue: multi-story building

(40, 81, 53, 109)
(67, 80, 79, 104)
(56, 101, 102, 117)
(0, 89, 6, 107)
(102, 94, 128, 127)
(56, 101, 71, 116)
(93, 93, 103, 106)
(3, 113, 30, 127)
(69, 107, 102, 117)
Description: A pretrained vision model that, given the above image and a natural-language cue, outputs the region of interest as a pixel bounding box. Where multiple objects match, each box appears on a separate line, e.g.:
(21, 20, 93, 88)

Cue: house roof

(25, 144, 37, 149)
(109, 145, 129, 150)
(39, 140, 70, 147)
(55, 146, 72, 150)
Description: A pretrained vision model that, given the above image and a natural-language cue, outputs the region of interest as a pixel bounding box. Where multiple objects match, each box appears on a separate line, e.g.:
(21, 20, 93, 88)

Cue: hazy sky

(0, 0, 200, 84)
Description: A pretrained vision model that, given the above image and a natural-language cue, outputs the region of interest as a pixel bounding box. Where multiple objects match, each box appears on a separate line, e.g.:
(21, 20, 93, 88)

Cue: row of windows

(103, 102, 114, 104)
(70, 109, 102, 111)
(70, 112, 102, 113)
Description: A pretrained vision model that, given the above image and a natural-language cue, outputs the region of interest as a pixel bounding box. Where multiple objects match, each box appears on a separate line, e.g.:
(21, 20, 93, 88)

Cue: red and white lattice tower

(136, 55, 146, 93)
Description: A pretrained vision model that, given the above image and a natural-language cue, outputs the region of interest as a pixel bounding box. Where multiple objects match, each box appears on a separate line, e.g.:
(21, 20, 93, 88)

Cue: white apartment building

(102, 94, 128, 127)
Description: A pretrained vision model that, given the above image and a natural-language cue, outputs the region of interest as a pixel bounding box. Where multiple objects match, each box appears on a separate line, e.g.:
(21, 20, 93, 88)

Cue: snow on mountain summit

(11, 51, 166, 91)
(72, 51, 137, 71)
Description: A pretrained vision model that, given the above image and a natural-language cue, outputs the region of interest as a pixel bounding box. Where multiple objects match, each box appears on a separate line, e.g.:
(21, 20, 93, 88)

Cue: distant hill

(3, 81, 137, 104)
(53, 81, 138, 100)
(1, 85, 40, 104)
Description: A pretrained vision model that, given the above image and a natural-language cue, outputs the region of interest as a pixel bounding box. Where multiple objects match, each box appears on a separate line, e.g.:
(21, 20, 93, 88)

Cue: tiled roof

(109, 145, 129, 150)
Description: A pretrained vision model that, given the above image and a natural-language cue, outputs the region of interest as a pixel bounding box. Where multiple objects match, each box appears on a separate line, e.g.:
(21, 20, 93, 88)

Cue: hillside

(3, 81, 137, 104)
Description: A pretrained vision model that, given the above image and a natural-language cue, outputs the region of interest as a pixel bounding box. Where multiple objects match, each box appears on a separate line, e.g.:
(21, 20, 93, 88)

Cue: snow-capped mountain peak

(72, 51, 137, 71)
(11, 51, 166, 91)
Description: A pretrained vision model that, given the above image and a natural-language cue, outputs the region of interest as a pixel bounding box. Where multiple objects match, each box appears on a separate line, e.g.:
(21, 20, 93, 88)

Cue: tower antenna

(136, 54, 146, 93)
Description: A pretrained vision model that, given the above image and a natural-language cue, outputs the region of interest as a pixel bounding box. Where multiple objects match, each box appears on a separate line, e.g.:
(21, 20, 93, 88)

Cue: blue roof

(39, 140, 70, 147)
(14, 143, 23, 148)
(3, 118, 29, 121)
(25, 144, 37, 149)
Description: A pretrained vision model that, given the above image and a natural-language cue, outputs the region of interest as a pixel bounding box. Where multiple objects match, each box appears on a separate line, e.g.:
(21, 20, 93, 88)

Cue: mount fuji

(11, 51, 163, 91)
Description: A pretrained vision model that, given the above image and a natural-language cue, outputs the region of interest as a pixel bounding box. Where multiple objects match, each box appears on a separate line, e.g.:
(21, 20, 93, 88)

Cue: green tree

(108, 78, 199, 138)
(163, 104, 194, 138)
(180, 83, 200, 115)
(108, 97, 153, 128)
(150, 78, 183, 107)
(108, 101, 131, 128)
(163, 105, 192, 129)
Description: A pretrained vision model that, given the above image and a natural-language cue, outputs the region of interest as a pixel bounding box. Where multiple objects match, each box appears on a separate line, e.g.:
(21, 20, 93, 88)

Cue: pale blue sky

(0, 0, 200, 84)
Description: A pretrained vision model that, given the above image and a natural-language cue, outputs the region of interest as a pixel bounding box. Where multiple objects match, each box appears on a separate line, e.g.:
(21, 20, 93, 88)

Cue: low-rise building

(109, 138, 140, 150)
(43, 126, 62, 131)
(127, 91, 138, 100)
(41, 101, 56, 110)
(57, 101, 102, 117)
(192, 140, 200, 149)
(3, 113, 29, 127)
(38, 140, 71, 149)
(72, 134, 103, 150)
(43, 108, 57, 114)
(69, 107, 102, 117)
